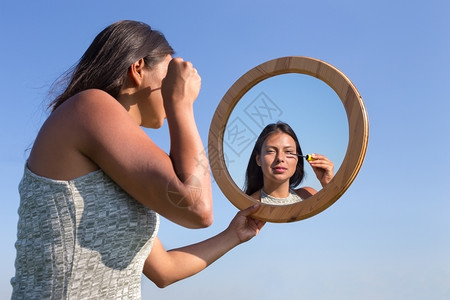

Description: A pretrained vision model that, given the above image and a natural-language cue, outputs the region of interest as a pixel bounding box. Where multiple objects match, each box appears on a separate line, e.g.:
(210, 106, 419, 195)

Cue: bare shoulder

(28, 89, 139, 180)
(63, 89, 128, 117)
(56, 89, 141, 143)
(60, 89, 152, 157)
(46, 89, 141, 157)
(249, 190, 261, 201)
(294, 187, 317, 199)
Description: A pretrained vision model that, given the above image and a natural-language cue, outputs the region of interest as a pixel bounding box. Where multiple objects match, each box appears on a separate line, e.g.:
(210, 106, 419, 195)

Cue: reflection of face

(256, 132, 298, 190)
(139, 55, 172, 128)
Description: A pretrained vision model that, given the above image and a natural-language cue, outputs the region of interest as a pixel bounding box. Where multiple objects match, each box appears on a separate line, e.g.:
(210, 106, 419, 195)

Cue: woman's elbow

(146, 274, 173, 289)
(198, 209, 213, 228)
(166, 185, 213, 228)
(154, 279, 171, 289)
(181, 188, 213, 228)
(189, 200, 213, 228)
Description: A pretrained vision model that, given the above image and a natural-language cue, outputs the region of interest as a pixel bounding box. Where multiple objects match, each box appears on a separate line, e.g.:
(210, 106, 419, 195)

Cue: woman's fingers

(161, 57, 201, 107)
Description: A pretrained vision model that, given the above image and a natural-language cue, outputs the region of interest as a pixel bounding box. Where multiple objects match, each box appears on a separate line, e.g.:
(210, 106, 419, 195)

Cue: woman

(11, 20, 264, 299)
(244, 122, 334, 205)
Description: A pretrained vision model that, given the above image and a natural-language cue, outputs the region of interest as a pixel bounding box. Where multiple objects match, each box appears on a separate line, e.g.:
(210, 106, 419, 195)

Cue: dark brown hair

(49, 20, 174, 111)
(244, 121, 305, 195)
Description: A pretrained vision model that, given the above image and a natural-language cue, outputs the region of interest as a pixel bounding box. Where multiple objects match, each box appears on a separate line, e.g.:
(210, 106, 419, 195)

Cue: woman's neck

(262, 181, 291, 198)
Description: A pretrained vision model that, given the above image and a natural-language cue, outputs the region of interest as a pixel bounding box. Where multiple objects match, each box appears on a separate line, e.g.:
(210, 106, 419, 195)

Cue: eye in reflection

(243, 122, 334, 205)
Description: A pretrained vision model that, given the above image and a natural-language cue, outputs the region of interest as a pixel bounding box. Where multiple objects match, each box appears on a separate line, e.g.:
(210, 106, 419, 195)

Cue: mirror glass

(223, 73, 348, 195)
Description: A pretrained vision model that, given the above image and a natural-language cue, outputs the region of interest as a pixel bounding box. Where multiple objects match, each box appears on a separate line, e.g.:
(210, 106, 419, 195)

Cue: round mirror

(208, 56, 368, 222)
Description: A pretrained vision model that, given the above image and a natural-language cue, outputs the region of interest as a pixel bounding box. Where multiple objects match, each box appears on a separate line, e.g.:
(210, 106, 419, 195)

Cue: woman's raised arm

(76, 59, 212, 228)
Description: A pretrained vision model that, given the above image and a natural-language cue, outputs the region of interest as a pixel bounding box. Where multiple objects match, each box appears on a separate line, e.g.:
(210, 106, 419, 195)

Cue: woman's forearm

(165, 106, 213, 225)
(161, 58, 213, 226)
(143, 228, 240, 288)
(144, 205, 265, 288)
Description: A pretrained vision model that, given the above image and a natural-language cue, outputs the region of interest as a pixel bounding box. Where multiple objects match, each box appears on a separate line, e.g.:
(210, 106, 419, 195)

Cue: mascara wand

(294, 154, 316, 161)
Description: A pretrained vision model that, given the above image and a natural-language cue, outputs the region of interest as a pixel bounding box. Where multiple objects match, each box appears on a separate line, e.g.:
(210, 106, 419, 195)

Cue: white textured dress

(260, 189, 304, 205)
(11, 166, 159, 299)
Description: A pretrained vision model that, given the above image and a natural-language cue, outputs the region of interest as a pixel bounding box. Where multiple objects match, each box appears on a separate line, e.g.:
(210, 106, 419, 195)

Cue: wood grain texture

(208, 56, 368, 222)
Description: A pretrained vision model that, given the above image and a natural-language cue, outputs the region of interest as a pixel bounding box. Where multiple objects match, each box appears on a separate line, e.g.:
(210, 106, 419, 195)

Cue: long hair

(244, 121, 305, 195)
(48, 20, 174, 111)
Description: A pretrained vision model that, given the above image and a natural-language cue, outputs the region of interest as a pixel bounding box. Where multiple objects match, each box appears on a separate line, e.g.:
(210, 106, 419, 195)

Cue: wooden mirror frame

(208, 56, 369, 222)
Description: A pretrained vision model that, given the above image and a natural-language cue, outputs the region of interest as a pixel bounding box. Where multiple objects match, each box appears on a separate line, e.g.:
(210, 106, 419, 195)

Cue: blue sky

(1, 1, 449, 299)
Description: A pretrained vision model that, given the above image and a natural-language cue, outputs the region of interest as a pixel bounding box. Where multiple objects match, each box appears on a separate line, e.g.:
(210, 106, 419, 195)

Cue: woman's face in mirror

(257, 132, 299, 190)
(223, 73, 348, 193)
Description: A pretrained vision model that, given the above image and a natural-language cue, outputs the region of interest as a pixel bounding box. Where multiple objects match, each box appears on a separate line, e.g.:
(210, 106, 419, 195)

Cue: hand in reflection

(308, 153, 334, 187)
(226, 204, 266, 244)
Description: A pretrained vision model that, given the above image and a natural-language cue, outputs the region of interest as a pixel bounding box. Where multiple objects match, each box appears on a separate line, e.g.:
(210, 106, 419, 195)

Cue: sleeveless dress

(11, 166, 159, 300)
(260, 189, 303, 205)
